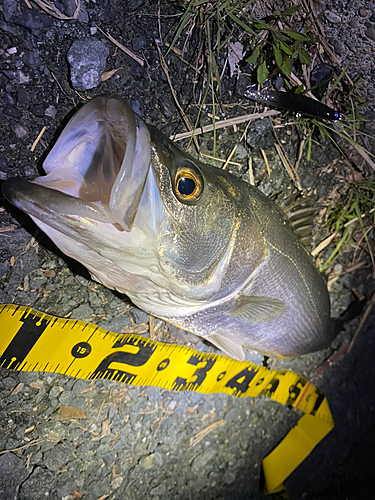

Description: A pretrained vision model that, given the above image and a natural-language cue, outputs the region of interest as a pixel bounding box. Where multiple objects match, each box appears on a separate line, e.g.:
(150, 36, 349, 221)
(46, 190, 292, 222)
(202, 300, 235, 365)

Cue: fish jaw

(31, 94, 151, 232)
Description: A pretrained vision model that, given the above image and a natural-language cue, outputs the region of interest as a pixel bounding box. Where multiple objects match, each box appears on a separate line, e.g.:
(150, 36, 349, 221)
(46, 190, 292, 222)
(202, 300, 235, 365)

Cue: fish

(244, 87, 340, 121)
(2, 94, 334, 361)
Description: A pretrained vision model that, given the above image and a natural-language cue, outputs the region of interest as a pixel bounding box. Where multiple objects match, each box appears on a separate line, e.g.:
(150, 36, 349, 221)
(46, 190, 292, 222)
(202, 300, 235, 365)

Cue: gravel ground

(1, 1, 375, 499)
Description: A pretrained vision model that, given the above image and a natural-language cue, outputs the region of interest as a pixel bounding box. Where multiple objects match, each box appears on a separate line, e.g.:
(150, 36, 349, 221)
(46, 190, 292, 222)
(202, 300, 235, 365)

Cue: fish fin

(229, 295, 288, 324)
(208, 332, 245, 361)
(278, 193, 322, 251)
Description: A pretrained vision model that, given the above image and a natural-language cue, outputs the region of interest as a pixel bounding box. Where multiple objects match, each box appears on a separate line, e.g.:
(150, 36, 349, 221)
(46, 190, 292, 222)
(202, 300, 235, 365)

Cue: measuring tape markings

(0, 303, 334, 494)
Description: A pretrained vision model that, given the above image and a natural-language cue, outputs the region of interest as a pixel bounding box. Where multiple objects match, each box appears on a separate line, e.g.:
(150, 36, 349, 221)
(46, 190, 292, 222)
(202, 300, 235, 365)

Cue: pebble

(348, 18, 361, 28)
(359, 7, 368, 17)
(7, 47, 17, 54)
(332, 38, 346, 56)
(3, 70, 31, 85)
(12, 6, 54, 36)
(4, 103, 21, 119)
(365, 27, 375, 41)
(139, 451, 163, 469)
(13, 124, 28, 138)
(324, 11, 342, 23)
(44, 105, 57, 118)
(67, 38, 109, 91)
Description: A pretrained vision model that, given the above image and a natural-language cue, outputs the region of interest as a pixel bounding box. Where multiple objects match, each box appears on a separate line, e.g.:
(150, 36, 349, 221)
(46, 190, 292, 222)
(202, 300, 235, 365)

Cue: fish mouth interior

(19, 95, 152, 231)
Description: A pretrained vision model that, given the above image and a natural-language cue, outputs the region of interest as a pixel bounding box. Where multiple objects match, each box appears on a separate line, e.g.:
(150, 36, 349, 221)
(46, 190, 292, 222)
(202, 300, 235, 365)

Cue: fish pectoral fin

(229, 295, 288, 324)
(208, 332, 245, 361)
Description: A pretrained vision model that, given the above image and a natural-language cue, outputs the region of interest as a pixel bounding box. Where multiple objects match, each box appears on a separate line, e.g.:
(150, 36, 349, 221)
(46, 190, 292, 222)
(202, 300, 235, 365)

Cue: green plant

(321, 180, 375, 272)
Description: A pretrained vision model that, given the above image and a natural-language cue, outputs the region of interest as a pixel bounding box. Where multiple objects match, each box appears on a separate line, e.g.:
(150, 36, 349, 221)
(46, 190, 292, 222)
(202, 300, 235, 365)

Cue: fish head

(3, 95, 239, 311)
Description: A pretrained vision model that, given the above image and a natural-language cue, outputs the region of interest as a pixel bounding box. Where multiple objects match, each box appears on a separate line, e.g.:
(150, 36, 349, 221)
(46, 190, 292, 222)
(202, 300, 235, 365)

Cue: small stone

(44, 105, 57, 118)
(111, 476, 124, 489)
(371, 13, 375, 22)
(324, 11, 342, 23)
(67, 38, 109, 91)
(14, 124, 28, 138)
(232, 144, 248, 161)
(139, 452, 163, 469)
(191, 448, 217, 469)
(7, 46, 17, 54)
(131, 98, 144, 117)
(90, 26, 97, 35)
(359, 7, 368, 17)
(2, 0, 17, 22)
(332, 39, 345, 56)
(70, 303, 94, 321)
(13, 6, 54, 36)
(23, 49, 40, 68)
(3, 70, 31, 85)
(158, 95, 175, 119)
(348, 18, 361, 29)
(4, 104, 21, 119)
(365, 27, 375, 41)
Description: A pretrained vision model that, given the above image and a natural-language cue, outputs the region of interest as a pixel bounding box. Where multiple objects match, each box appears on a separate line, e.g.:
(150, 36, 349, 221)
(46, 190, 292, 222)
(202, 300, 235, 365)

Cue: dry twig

(96, 26, 144, 67)
(170, 110, 280, 141)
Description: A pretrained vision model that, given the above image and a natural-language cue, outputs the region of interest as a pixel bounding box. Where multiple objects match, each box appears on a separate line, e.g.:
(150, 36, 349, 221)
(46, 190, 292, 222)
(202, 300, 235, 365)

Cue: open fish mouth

(3, 95, 154, 236)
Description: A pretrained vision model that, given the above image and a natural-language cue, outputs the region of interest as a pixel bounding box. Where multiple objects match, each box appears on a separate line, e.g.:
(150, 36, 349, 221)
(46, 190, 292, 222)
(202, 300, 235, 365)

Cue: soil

(0, 1, 375, 499)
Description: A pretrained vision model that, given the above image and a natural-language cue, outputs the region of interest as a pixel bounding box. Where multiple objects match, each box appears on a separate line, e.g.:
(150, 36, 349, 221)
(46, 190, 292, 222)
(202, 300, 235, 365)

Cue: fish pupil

(178, 177, 196, 196)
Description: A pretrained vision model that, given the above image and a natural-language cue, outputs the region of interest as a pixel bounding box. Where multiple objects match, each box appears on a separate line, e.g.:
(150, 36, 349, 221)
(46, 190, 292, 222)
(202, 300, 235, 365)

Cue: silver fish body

(3, 95, 334, 360)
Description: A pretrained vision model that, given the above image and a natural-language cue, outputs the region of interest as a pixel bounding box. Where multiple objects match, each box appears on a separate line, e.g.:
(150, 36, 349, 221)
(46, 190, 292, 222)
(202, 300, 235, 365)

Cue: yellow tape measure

(0, 303, 334, 494)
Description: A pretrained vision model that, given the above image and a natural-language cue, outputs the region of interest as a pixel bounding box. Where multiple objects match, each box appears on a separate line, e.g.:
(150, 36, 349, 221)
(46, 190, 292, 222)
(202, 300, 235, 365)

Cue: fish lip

(3, 177, 114, 228)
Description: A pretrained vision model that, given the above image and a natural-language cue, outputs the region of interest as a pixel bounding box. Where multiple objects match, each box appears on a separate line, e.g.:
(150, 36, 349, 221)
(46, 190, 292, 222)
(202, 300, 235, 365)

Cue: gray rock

(139, 451, 163, 469)
(62, 0, 89, 23)
(70, 302, 94, 321)
(13, 6, 54, 36)
(18, 466, 56, 500)
(23, 49, 41, 68)
(67, 38, 109, 91)
(159, 95, 175, 119)
(4, 104, 21, 119)
(6, 249, 39, 293)
(325, 11, 342, 23)
(2, 0, 18, 22)
(44, 105, 57, 118)
(365, 27, 375, 41)
(43, 440, 75, 472)
(332, 39, 346, 56)
(191, 447, 217, 469)
(0, 453, 30, 498)
(3, 70, 31, 85)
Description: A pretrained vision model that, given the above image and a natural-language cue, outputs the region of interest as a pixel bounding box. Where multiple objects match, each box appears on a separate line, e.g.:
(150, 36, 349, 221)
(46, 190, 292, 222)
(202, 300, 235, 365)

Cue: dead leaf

(121, 323, 149, 334)
(29, 380, 44, 389)
(227, 42, 244, 77)
(101, 68, 121, 81)
(43, 269, 56, 278)
(74, 490, 83, 499)
(58, 405, 85, 419)
(10, 383, 24, 395)
(0, 224, 17, 233)
(100, 417, 112, 437)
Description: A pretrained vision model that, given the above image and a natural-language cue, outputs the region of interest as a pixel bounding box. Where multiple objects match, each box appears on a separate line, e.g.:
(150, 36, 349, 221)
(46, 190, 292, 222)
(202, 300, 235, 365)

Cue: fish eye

(174, 166, 203, 202)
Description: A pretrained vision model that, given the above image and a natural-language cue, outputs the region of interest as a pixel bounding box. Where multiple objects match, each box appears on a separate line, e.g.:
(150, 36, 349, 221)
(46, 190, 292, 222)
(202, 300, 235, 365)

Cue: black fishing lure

(245, 88, 340, 121)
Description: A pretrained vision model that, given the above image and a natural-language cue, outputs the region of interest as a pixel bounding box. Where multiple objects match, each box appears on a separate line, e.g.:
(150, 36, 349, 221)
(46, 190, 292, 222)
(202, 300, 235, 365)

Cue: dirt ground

(0, 1, 375, 499)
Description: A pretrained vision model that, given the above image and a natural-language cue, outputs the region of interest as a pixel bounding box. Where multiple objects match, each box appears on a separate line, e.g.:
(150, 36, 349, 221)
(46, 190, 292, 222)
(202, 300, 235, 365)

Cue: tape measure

(0, 303, 334, 495)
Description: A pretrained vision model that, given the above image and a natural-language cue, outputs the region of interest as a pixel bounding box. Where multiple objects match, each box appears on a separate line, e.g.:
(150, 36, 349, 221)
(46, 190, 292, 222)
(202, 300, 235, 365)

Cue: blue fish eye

(177, 176, 196, 196)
